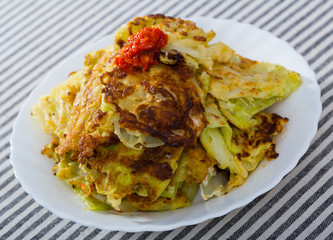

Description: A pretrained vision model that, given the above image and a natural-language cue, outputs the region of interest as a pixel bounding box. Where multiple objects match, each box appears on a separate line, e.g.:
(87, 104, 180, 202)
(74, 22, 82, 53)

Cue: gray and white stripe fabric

(1, 0, 332, 239)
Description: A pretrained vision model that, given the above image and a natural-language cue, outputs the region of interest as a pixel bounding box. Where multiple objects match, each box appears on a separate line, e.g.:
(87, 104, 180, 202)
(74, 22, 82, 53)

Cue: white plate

(10, 17, 321, 232)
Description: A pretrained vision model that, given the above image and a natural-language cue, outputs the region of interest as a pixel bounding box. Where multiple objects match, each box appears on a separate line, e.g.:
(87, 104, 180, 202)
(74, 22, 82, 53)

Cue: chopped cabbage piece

(199, 127, 248, 178)
(218, 96, 279, 129)
(200, 167, 228, 200)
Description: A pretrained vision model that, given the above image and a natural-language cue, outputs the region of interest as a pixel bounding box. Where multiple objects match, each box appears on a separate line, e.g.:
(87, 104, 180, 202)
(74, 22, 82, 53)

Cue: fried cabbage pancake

(55, 45, 120, 160)
(83, 144, 183, 209)
(31, 71, 83, 140)
(47, 141, 185, 210)
(209, 55, 302, 101)
(200, 111, 289, 199)
(161, 144, 214, 200)
(31, 14, 302, 211)
(208, 55, 301, 129)
(231, 112, 289, 171)
(115, 14, 215, 49)
(107, 15, 216, 148)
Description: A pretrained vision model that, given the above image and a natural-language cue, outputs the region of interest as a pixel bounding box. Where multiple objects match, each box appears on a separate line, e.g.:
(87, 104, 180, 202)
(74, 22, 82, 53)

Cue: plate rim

(10, 17, 322, 232)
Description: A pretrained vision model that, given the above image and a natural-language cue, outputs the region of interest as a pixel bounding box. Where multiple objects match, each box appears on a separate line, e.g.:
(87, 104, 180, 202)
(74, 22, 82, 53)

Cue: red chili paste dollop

(114, 27, 168, 71)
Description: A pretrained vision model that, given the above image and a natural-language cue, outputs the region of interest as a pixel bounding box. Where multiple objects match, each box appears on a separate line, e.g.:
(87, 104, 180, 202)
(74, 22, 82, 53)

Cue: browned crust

(130, 160, 173, 181)
(255, 112, 289, 135)
(233, 112, 289, 162)
(193, 36, 207, 41)
(78, 132, 119, 164)
(88, 144, 179, 181)
(102, 63, 207, 147)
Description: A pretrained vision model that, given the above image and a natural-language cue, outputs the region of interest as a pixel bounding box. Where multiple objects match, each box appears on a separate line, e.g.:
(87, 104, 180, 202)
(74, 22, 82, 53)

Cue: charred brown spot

(89, 109, 108, 129)
(128, 26, 133, 35)
(232, 115, 284, 162)
(102, 73, 135, 104)
(105, 133, 121, 146)
(133, 17, 146, 25)
(68, 71, 77, 77)
(146, 14, 171, 19)
(254, 139, 261, 148)
(78, 135, 99, 164)
(116, 39, 125, 47)
(95, 109, 107, 121)
(241, 151, 250, 158)
(193, 36, 207, 41)
(256, 113, 289, 135)
(78, 133, 119, 164)
(265, 144, 279, 160)
(238, 58, 258, 69)
(131, 160, 172, 181)
(180, 31, 187, 36)
(104, 67, 127, 80)
(160, 50, 184, 64)
(174, 64, 195, 82)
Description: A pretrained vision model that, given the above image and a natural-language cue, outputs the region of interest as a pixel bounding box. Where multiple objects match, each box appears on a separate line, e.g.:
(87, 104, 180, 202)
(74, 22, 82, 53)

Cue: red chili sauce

(114, 27, 168, 71)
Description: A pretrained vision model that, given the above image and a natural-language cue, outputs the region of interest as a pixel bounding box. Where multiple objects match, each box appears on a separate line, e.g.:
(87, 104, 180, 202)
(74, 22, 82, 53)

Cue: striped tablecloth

(1, 0, 332, 239)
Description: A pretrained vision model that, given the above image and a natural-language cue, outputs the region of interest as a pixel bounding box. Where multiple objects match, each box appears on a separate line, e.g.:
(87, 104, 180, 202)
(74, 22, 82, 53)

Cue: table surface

(1, 0, 332, 239)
